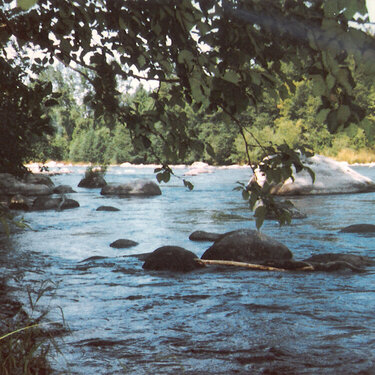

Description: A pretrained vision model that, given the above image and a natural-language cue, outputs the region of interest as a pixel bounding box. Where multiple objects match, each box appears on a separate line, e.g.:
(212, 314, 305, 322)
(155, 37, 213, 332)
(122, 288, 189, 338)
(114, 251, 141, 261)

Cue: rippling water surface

(1, 165, 375, 374)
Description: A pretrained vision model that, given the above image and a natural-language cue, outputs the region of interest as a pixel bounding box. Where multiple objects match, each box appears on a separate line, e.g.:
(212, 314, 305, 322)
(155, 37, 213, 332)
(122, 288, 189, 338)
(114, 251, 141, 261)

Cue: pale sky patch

(366, 0, 375, 22)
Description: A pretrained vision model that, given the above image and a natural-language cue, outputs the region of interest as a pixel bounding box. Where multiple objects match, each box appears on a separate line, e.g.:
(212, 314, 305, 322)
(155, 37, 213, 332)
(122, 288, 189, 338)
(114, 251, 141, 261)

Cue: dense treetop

(1, 0, 375, 226)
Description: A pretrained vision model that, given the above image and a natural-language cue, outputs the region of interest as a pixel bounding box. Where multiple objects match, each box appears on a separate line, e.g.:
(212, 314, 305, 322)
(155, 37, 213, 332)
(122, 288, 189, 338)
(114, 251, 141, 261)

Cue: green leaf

(336, 68, 353, 94)
(177, 50, 194, 65)
(152, 22, 162, 36)
(249, 192, 259, 210)
(337, 105, 351, 124)
(324, 0, 339, 16)
(304, 166, 315, 184)
(316, 108, 330, 123)
(142, 136, 151, 148)
(278, 84, 289, 100)
(278, 210, 292, 226)
(311, 75, 326, 97)
(326, 74, 335, 91)
(326, 110, 338, 133)
(17, 0, 37, 10)
(250, 71, 261, 85)
(222, 71, 240, 85)
(156, 172, 163, 183)
(44, 99, 59, 107)
(119, 16, 127, 30)
(205, 143, 215, 158)
(242, 190, 249, 201)
(189, 78, 207, 104)
(343, 0, 361, 19)
(183, 179, 194, 191)
(163, 171, 170, 183)
(254, 205, 266, 231)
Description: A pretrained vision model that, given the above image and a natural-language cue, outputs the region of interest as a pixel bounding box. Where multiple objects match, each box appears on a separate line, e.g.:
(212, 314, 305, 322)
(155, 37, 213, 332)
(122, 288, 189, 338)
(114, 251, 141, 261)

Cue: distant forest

(33, 62, 375, 166)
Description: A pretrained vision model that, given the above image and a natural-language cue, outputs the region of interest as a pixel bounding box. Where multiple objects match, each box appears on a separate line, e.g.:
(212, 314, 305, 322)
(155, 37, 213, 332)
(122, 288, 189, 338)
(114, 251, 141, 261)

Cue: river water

(1, 164, 375, 374)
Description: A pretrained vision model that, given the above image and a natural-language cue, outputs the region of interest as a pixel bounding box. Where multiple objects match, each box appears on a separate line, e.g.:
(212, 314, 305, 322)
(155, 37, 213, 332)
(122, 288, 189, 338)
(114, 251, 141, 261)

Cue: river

(1, 164, 375, 374)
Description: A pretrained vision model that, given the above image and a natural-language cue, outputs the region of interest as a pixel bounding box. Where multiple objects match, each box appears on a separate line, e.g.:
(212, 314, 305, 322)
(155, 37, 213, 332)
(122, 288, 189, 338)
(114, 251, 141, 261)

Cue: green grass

(0, 280, 67, 375)
(328, 148, 375, 164)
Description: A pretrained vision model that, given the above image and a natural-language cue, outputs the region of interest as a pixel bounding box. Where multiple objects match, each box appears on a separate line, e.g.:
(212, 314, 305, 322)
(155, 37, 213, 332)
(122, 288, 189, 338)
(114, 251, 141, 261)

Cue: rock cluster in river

(141, 228, 375, 273)
(0, 173, 80, 211)
(0, 172, 163, 213)
(2, 167, 375, 274)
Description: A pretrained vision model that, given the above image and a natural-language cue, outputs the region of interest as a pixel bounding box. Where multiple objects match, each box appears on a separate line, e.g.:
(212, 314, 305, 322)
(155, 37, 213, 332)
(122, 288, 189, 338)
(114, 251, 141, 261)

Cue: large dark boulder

(189, 230, 223, 242)
(142, 246, 202, 272)
(96, 206, 120, 212)
(201, 229, 293, 263)
(339, 224, 375, 233)
(110, 239, 138, 248)
(78, 175, 107, 188)
(32, 196, 79, 211)
(101, 179, 161, 197)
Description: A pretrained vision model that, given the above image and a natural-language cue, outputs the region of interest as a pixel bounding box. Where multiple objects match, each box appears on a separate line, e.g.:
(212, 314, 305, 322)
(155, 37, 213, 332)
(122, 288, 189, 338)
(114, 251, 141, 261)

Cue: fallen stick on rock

(195, 259, 315, 272)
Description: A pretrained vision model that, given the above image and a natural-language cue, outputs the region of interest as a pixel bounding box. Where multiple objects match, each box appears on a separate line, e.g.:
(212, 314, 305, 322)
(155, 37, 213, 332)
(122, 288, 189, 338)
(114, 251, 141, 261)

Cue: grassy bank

(0, 279, 67, 375)
(325, 148, 375, 165)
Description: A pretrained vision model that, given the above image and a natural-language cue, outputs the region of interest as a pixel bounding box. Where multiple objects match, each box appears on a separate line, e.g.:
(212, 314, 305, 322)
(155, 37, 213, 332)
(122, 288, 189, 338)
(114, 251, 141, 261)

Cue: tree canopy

(1, 0, 375, 225)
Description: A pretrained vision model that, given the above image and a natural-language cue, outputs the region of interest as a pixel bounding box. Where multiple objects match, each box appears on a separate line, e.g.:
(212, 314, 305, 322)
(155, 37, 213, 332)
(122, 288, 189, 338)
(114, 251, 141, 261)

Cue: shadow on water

(2, 166, 375, 374)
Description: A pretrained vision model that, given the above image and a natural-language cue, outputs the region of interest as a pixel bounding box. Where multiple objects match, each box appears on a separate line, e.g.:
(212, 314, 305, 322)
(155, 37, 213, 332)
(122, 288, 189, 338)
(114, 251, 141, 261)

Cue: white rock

(253, 154, 375, 195)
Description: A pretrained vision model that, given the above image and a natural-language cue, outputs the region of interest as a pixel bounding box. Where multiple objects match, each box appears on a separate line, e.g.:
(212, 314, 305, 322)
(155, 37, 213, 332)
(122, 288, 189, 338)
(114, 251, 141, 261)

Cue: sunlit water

(1, 165, 375, 374)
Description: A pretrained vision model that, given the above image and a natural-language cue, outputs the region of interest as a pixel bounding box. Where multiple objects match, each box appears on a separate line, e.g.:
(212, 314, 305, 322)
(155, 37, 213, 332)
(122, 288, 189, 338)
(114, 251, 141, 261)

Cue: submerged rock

(189, 230, 223, 242)
(101, 179, 161, 197)
(96, 206, 120, 212)
(340, 224, 375, 233)
(303, 253, 375, 270)
(201, 229, 293, 263)
(251, 155, 375, 195)
(142, 246, 203, 272)
(110, 239, 138, 248)
(79, 256, 108, 263)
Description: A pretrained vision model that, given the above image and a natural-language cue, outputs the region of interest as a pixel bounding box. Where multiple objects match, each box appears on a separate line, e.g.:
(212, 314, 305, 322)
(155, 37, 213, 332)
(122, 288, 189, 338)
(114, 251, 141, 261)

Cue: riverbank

(24, 160, 251, 176)
(327, 148, 375, 165)
(25, 150, 375, 176)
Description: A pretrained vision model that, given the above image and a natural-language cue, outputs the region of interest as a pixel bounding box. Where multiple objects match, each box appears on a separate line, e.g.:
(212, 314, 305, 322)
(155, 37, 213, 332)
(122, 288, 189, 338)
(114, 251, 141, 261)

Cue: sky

(367, 0, 375, 21)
